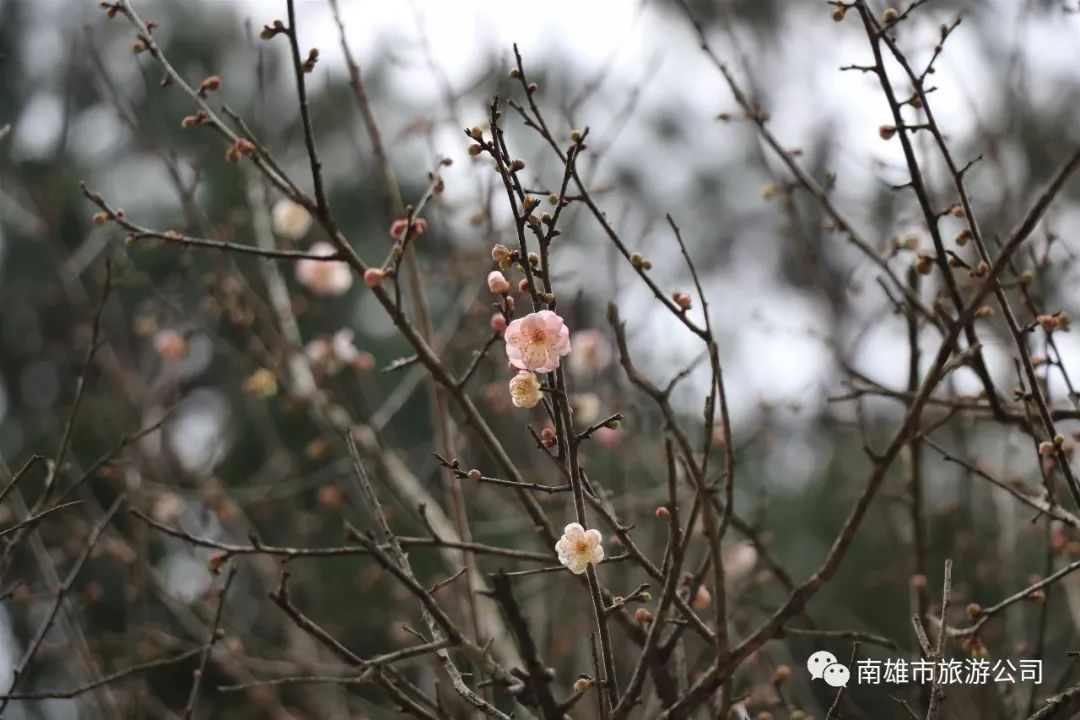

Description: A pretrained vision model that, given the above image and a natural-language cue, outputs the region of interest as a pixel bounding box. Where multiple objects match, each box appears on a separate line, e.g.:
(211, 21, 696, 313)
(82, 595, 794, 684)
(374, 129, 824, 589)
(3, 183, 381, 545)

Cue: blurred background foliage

(2, 0, 1080, 718)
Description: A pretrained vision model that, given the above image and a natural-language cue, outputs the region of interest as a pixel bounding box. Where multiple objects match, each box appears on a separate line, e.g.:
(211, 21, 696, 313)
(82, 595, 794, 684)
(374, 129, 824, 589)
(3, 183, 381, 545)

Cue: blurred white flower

(153, 328, 188, 361)
(556, 522, 604, 574)
(723, 541, 758, 582)
(572, 392, 601, 423)
(272, 198, 313, 240)
(296, 242, 352, 296)
(569, 329, 611, 375)
(305, 329, 375, 374)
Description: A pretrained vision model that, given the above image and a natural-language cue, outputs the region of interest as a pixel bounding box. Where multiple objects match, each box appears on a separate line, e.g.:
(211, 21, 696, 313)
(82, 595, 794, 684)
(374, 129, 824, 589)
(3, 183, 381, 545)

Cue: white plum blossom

(271, 199, 313, 240)
(296, 242, 352, 296)
(556, 522, 604, 575)
(509, 370, 543, 408)
(568, 328, 611, 375)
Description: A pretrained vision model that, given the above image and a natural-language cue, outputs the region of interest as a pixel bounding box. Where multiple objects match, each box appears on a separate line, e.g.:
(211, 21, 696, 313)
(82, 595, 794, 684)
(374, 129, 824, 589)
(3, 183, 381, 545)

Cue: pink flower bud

(491, 313, 507, 333)
(487, 270, 510, 295)
(491, 243, 511, 264)
(364, 268, 384, 287)
(389, 217, 428, 240)
(518, 278, 529, 293)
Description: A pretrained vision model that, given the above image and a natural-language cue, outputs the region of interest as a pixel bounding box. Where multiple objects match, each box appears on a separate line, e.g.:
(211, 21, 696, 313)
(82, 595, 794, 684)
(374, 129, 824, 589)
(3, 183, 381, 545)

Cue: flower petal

(563, 523, 584, 540)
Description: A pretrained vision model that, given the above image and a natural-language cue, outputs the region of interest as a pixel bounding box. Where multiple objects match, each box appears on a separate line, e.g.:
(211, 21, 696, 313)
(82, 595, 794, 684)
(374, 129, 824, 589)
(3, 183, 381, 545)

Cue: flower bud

(491, 313, 507, 333)
(491, 243, 511, 264)
(572, 677, 593, 694)
(634, 608, 653, 624)
(1037, 314, 1059, 332)
(199, 75, 222, 94)
(914, 254, 934, 275)
(655, 506, 670, 519)
(673, 292, 692, 310)
(467, 469, 482, 481)
(364, 268, 384, 287)
(883, 7, 899, 22)
(879, 124, 896, 140)
(487, 271, 511, 295)
(966, 602, 982, 619)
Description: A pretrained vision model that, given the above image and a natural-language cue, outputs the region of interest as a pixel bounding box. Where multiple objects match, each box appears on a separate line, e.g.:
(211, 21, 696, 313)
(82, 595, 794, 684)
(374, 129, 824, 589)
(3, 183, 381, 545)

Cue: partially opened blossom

(556, 523, 604, 575)
(508, 370, 543, 408)
(569, 328, 611, 375)
(271, 199, 313, 240)
(296, 242, 352, 296)
(505, 310, 571, 373)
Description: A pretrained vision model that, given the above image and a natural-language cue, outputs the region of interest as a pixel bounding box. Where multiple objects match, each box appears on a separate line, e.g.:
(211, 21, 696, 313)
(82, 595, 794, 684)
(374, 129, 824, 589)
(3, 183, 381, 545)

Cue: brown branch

(0, 495, 125, 715)
(184, 565, 237, 720)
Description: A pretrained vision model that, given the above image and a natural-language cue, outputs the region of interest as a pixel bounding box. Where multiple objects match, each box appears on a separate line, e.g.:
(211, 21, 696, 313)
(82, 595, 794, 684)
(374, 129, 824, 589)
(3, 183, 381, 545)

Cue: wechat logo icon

(807, 651, 849, 687)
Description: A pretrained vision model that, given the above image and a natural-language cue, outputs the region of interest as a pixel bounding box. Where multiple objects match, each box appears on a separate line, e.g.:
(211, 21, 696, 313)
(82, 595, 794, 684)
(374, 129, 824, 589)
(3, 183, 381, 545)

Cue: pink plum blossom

(505, 310, 571, 373)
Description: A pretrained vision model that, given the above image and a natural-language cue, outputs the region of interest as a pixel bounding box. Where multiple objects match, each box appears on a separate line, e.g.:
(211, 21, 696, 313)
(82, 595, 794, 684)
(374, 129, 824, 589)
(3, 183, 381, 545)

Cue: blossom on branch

(505, 310, 571, 373)
(556, 522, 604, 575)
(508, 370, 543, 408)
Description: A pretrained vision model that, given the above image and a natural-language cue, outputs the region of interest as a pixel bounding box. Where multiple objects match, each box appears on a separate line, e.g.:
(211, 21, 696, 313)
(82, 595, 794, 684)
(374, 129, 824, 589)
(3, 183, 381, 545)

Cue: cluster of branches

(3, 0, 1080, 718)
